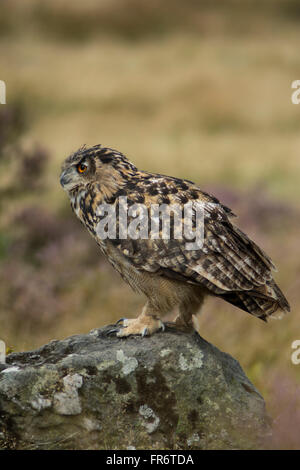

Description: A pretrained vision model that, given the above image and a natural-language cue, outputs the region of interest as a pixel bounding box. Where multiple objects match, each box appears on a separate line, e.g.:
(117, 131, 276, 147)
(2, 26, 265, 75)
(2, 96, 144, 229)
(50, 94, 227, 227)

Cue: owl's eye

(77, 162, 88, 174)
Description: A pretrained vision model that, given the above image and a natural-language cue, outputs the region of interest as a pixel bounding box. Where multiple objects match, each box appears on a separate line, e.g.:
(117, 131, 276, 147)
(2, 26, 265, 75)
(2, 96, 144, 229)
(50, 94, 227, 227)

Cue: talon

(105, 324, 126, 336)
(115, 318, 126, 326)
(160, 322, 165, 332)
(142, 328, 149, 337)
(105, 328, 120, 336)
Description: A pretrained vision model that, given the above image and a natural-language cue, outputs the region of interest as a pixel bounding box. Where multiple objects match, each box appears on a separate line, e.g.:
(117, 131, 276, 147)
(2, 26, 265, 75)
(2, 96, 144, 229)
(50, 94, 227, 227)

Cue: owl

(60, 144, 290, 337)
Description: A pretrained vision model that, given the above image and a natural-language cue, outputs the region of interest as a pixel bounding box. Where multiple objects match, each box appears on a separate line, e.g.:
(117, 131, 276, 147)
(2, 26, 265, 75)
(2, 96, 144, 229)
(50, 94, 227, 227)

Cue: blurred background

(0, 0, 300, 448)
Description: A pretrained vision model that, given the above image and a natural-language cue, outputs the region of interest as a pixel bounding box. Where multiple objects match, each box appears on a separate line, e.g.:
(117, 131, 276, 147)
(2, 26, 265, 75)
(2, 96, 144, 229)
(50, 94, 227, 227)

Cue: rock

(0, 326, 271, 450)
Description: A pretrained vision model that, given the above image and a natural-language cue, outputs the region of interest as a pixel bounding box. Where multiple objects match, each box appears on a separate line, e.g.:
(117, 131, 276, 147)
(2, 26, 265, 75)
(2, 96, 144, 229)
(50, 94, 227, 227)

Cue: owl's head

(60, 144, 137, 193)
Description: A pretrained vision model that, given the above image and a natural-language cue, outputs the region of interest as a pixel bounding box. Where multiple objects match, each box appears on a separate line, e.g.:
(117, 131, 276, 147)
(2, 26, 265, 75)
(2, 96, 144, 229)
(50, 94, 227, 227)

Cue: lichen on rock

(0, 326, 271, 450)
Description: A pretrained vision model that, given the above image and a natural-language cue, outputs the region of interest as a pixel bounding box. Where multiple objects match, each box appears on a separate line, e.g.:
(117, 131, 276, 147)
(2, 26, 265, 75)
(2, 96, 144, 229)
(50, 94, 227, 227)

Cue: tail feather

(220, 279, 290, 321)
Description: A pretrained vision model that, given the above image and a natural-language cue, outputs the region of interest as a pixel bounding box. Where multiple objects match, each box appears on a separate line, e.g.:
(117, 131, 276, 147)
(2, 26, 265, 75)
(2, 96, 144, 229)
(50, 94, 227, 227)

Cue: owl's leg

(174, 296, 204, 330)
(115, 301, 165, 337)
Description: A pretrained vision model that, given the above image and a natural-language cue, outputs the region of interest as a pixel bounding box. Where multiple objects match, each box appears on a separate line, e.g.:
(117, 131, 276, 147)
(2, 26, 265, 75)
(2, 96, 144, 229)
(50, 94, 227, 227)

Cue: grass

(0, 0, 300, 449)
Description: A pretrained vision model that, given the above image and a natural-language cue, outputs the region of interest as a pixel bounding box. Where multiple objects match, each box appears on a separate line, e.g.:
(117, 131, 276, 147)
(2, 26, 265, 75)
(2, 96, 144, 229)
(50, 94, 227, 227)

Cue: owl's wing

(108, 187, 276, 296)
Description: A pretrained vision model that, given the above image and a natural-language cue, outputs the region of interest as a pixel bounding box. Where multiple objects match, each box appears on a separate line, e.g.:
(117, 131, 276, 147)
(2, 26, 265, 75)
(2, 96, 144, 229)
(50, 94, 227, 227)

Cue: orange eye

(77, 162, 87, 173)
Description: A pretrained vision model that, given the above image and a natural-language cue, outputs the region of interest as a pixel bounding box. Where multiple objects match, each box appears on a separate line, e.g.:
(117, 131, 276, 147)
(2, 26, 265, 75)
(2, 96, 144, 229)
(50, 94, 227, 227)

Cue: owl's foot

(114, 316, 165, 337)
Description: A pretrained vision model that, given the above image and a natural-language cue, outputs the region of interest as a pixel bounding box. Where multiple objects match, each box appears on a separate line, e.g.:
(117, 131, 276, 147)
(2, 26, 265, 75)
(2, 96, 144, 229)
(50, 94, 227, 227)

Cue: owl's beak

(60, 170, 70, 188)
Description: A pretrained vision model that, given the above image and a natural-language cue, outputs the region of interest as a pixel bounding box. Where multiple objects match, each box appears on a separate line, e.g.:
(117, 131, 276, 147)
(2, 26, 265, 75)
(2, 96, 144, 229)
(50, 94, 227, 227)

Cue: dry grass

(0, 0, 300, 449)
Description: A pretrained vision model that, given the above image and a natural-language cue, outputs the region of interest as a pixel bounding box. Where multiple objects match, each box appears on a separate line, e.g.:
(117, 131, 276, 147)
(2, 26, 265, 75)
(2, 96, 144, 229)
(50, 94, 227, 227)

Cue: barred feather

(61, 144, 290, 325)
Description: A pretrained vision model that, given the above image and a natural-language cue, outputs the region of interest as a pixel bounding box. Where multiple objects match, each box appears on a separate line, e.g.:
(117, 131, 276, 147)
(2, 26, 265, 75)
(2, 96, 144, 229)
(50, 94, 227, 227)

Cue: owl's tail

(220, 279, 290, 321)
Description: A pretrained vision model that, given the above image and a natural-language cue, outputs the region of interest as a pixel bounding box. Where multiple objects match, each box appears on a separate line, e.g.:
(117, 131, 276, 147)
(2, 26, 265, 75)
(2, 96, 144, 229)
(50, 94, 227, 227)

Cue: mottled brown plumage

(60, 144, 290, 336)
